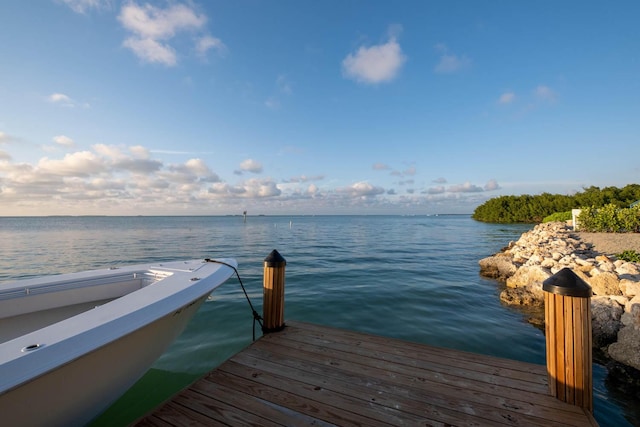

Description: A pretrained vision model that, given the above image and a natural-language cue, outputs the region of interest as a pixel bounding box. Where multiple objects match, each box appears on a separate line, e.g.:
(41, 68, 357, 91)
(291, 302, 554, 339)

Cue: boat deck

(135, 321, 598, 426)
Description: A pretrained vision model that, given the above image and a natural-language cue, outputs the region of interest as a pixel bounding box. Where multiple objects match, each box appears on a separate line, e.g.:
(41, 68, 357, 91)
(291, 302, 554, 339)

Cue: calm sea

(0, 215, 637, 426)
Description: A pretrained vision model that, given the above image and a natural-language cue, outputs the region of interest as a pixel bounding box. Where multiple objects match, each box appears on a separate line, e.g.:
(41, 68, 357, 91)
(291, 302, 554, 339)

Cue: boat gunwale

(0, 258, 237, 394)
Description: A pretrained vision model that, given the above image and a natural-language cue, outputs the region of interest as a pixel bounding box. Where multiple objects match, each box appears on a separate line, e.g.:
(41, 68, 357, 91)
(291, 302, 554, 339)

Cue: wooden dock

(135, 321, 598, 426)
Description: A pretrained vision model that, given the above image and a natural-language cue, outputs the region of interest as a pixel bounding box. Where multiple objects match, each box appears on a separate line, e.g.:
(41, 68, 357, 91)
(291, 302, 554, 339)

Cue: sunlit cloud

(484, 179, 500, 191)
(342, 25, 406, 84)
(207, 178, 281, 198)
(239, 158, 263, 174)
(118, 2, 221, 66)
(53, 135, 75, 147)
(337, 181, 385, 197)
(47, 93, 89, 108)
(123, 37, 177, 65)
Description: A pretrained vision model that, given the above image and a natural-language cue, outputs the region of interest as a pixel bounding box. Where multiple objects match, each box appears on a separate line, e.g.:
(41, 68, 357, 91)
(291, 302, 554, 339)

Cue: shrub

(577, 204, 640, 232)
(543, 211, 572, 223)
(617, 250, 640, 263)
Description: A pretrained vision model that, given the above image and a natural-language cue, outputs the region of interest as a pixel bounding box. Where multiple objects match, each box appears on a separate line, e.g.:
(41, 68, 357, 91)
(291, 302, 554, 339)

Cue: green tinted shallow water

(0, 215, 637, 426)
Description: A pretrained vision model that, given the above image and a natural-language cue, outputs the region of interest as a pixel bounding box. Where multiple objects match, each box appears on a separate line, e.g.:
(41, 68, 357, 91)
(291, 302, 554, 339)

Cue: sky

(1, 1, 639, 216)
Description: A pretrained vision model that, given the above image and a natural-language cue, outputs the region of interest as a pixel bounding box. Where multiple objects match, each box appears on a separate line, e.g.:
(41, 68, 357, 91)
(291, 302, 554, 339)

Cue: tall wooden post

(543, 268, 593, 412)
(263, 249, 286, 333)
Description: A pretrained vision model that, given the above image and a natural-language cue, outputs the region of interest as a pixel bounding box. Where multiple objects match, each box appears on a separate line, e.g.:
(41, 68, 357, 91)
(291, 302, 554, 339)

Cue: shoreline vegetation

(479, 222, 640, 390)
(472, 184, 640, 223)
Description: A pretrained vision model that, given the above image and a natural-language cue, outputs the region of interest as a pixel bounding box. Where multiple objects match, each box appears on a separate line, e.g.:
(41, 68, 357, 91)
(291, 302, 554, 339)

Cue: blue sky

(1, 1, 638, 216)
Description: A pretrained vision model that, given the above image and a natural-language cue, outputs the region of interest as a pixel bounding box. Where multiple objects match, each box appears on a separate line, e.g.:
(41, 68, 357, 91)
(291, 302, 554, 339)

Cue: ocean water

(0, 215, 637, 426)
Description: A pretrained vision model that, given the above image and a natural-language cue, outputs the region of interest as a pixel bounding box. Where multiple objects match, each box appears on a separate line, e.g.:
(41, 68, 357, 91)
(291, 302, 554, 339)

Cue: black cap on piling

(264, 249, 286, 267)
(543, 268, 592, 298)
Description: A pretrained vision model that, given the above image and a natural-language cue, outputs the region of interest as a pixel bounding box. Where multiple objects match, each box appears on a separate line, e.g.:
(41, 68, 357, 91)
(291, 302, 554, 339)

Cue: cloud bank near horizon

(0, 138, 501, 215)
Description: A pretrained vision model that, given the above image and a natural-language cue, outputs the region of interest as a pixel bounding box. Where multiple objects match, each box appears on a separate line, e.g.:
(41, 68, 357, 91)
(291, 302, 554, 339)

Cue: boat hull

(0, 259, 237, 426)
(0, 294, 206, 427)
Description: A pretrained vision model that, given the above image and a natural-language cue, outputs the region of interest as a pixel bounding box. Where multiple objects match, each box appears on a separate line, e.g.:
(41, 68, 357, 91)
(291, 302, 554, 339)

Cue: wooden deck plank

(268, 323, 550, 392)
(230, 349, 564, 427)
(290, 321, 546, 376)
(237, 340, 587, 425)
(189, 378, 335, 426)
(135, 321, 597, 427)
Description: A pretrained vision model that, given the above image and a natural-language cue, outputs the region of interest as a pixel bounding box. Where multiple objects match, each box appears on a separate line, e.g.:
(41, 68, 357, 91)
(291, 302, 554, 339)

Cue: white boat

(0, 258, 237, 427)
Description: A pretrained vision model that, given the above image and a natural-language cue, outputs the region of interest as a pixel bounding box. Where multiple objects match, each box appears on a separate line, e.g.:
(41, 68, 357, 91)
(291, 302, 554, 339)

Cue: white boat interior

(0, 269, 169, 343)
(0, 258, 237, 427)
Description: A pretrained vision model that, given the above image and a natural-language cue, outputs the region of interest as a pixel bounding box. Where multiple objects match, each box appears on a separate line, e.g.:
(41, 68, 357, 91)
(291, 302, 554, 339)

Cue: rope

(204, 258, 264, 341)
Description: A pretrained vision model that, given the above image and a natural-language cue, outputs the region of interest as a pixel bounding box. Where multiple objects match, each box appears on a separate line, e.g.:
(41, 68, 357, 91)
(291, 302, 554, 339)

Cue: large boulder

(588, 271, 622, 296)
(479, 254, 518, 281)
(608, 326, 640, 371)
(505, 265, 550, 302)
(591, 296, 623, 348)
(621, 295, 640, 328)
(500, 287, 543, 307)
(620, 279, 640, 298)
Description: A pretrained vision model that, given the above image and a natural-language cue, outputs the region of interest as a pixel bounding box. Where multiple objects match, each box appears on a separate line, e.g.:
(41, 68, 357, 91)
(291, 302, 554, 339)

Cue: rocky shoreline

(479, 222, 640, 374)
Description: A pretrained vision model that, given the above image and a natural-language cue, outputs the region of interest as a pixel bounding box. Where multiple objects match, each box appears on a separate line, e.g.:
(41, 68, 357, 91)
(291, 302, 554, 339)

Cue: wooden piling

(263, 249, 286, 333)
(543, 268, 593, 412)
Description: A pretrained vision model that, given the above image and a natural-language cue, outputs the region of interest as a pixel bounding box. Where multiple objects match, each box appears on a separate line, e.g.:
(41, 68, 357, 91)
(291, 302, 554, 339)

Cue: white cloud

(534, 85, 556, 102)
(38, 151, 107, 177)
(498, 92, 515, 105)
(243, 178, 281, 197)
(122, 37, 177, 65)
(49, 93, 72, 103)
(207, 178, 281, 198)
(0, 150, 11, 161)
(432, 177, 447, 184)
(53, 135, 75, 147)
(59, 0, 108, 14)
(240, 158, 263, 173)
(129, 145, 150, 158)
(47, 93, 89, 108)
(448, 181, 484, 193)
(342, 27, 406, 84)
(119, 3, 206, 39)
(118, 2, 218, 66)
(338, 181, 385, 197)
(195, 35, 226, 58)
(484, 179, 500, 191)
(48, 93, 75, 107)
(434, 44, 471, 74)
(373, 163, 390, 170)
